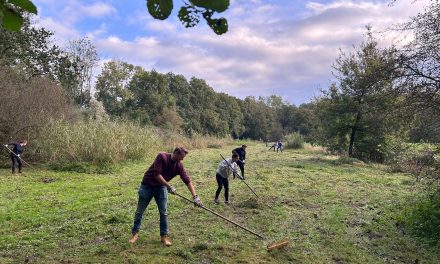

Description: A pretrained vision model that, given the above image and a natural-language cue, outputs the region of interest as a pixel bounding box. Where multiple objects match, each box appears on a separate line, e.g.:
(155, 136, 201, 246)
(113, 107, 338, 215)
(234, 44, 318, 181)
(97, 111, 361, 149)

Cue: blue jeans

(131, 184, 168, 236)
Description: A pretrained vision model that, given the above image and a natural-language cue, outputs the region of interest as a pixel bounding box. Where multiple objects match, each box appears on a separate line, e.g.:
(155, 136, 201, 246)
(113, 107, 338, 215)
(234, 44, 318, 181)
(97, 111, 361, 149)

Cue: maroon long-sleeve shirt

(141, 152, 191, 186)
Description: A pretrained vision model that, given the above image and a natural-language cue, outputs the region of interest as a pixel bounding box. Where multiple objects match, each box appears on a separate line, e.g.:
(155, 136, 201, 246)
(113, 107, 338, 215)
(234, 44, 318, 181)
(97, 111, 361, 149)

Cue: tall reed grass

(33, 120, 159, 164)
(32, 120, 232, 166)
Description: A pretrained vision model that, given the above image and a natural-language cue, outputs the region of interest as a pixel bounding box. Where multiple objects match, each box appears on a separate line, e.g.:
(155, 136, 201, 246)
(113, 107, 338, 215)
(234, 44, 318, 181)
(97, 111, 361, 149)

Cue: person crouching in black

(232, 144, 247, 180)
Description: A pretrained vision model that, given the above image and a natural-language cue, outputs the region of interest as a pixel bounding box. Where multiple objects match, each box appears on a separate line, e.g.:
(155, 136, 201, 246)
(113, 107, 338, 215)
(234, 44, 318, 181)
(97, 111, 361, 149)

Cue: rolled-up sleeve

(178, 164, 191, 185)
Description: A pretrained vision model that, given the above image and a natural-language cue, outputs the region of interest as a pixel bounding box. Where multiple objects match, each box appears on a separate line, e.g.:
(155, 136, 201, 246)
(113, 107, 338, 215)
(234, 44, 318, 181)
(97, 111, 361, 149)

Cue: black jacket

(9, 143, 23, 157)
(233, 147, 246, 161)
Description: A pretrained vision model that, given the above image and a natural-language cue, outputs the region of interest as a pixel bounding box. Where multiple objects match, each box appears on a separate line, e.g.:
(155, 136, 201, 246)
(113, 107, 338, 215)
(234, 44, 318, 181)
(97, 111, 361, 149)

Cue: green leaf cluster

(147, 0, 229, 35)
(0, 0, 37, 31)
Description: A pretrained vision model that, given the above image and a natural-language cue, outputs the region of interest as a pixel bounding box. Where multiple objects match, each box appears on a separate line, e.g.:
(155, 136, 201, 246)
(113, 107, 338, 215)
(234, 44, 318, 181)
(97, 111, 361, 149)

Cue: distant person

(268, 143, 277, 152)
(277, 140, 284, 153)
(232, 144, 247, 180)
(214, 153, 242, 204)
(4, 140, 27, 174)
(129, 147, 203, 246)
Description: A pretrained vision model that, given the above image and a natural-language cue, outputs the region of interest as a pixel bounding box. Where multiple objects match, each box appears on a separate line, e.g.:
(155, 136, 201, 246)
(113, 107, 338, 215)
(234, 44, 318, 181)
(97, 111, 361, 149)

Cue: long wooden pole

(174, 193, 265, 239)
(3, 145, 33, 168)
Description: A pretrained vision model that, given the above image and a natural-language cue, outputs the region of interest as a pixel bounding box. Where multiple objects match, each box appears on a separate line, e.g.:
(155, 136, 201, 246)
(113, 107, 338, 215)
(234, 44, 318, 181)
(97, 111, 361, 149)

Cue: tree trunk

(348, 111, 362, 157)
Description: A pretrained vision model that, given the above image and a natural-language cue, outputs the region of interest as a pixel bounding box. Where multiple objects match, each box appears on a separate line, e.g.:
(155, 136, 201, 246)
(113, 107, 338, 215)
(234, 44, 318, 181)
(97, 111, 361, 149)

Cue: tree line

(1, 1, 439, 165)
(0, 17, 314, 146)
(94, 61, 315, 141)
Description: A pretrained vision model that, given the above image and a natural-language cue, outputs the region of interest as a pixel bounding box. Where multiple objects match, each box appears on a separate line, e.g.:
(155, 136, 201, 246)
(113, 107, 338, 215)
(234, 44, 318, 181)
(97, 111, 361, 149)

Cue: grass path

(1, 143, 439, 263)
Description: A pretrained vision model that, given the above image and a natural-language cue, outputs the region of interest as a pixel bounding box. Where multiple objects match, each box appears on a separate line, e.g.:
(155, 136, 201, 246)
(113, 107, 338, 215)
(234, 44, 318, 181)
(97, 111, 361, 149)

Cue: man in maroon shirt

(129, 147, 203, 246)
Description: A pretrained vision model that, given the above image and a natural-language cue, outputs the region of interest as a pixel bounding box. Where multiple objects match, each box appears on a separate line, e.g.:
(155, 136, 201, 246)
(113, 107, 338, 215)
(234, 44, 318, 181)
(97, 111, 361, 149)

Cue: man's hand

(242, 160, 245, 164)
(4, 144, 8, 147)
(193, 195, 203, 207)
(167, 186, 177, 195)
(17, 154, 20, 157)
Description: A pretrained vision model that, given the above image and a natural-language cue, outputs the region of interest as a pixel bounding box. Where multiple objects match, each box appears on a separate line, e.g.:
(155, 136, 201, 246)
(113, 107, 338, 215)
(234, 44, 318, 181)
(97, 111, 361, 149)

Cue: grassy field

(1, 143, 439, 263)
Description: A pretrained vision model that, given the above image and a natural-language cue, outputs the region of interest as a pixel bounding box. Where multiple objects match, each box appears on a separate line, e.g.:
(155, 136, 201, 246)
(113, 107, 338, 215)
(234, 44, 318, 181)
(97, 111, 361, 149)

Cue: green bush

(285, 132, 305, 149)
(401, 192, 440, 245)
(382, 137, 439, 181)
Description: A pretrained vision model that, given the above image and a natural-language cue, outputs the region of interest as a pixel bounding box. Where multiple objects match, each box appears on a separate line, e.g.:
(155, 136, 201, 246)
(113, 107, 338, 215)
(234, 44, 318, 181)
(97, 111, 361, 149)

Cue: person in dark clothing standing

(129, 147, 203, 246)
(268, 143, 277, 152)
(232, 144, 247, 180)
(4, 140, 27, 174)
(276, 140, 283, 152)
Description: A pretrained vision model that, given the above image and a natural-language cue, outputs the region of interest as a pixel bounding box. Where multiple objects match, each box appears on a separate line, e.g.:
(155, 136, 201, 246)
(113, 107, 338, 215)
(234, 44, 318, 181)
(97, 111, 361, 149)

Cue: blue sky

(33, 0, 427, 105)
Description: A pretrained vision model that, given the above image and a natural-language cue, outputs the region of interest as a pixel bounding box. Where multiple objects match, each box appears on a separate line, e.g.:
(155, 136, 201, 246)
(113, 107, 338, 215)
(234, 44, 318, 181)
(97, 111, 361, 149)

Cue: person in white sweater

(214, 153, 242, 204)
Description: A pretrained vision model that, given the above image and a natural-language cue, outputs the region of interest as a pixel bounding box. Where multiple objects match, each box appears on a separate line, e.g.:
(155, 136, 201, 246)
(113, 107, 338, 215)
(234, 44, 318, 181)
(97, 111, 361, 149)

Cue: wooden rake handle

(3, 145, 32, 167)
(174, 192, 265, 239)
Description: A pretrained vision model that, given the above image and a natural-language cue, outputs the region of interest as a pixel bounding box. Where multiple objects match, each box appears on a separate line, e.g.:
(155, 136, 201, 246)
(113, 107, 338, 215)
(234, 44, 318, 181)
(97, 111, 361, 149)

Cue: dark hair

(173, 147, 188, 155)
(242, 144, 247, 148)
(232, 153, 239, 159)
(19, 139, 27, 144)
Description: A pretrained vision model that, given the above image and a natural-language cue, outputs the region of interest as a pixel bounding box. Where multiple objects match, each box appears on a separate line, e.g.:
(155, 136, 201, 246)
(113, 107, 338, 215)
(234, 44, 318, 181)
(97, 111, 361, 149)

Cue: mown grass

(1, 143, 439, 263)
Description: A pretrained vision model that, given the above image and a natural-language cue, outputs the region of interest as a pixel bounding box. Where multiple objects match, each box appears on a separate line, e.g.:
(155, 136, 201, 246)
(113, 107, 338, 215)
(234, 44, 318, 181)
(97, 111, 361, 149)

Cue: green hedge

(285, 132, 305, 149)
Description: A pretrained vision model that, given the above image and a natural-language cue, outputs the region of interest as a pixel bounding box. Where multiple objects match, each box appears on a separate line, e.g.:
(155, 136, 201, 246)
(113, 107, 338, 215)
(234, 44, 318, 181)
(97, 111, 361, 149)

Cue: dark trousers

(236, 159, 245, 179)
(11, 155, 22, 173)
(215, 173, 229, 201)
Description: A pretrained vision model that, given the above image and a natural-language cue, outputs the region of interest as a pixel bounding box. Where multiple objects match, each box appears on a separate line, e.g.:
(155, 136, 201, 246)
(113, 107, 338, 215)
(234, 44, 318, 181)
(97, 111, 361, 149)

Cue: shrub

(0, 65, 78, 149)
(401, 192, 440, 246)
(383, 137, 439, 182)
(285, 132, 305, 149)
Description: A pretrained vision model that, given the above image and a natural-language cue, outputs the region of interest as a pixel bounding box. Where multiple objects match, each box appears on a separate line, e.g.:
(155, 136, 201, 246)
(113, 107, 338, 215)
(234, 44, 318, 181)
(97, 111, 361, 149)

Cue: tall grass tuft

(33, 120, 160, 165)
(32, 120, 233, 168)
(285, 132, 305, 149)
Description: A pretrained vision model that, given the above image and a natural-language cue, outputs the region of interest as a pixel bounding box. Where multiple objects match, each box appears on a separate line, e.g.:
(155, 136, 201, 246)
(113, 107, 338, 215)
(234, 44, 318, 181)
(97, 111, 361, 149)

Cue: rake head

(266, 239, 289, 251)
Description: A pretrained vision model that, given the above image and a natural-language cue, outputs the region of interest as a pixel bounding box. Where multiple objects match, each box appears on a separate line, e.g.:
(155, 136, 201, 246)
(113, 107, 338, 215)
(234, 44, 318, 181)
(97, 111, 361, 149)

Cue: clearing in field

(0, 143, 439, 263)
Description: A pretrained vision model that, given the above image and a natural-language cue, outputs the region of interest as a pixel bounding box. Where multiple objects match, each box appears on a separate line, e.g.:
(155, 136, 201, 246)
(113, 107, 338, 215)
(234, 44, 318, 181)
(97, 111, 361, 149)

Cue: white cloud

(34, 0, 430, 104)
(82, 2, 116, 17)
(86, 23, 109, 40)
(146, 20, 177, 33)
(58, 1, 117, 24)
(34, 0, 117, 29)
(33, 16, 81, 45)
